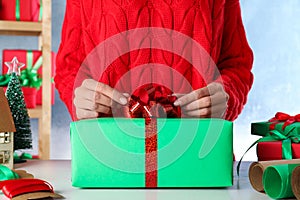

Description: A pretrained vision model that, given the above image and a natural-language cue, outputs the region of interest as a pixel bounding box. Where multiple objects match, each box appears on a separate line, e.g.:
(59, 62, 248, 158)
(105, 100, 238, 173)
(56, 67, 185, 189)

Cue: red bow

(128, 84, 180, 123)
(269, 112, 300, 130)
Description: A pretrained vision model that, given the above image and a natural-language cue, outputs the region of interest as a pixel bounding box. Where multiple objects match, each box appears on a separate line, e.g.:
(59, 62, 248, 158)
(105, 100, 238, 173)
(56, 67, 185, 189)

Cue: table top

(1, 161, 271, 200)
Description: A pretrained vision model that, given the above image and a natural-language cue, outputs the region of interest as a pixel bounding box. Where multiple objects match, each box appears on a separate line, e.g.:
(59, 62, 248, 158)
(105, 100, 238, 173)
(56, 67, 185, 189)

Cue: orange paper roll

(292, 165, 300, 200)
(248, 159, 300, 192)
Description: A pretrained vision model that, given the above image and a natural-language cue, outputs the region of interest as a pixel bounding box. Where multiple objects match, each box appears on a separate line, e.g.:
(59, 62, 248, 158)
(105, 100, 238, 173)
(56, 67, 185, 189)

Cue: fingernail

(174, 100, 180, 106)
(120, 97, 128, 105)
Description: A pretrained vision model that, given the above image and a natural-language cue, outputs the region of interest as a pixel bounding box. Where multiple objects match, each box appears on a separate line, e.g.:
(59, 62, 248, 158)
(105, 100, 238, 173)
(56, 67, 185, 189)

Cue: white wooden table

(0, 161, 272, 200)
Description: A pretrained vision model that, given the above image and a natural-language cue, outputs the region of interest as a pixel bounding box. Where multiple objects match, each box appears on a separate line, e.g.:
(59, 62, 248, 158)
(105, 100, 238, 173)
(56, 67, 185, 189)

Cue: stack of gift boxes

(0, 0, 55, 108)
(246, 112, 300, 199)
(252, 112, 300, 161)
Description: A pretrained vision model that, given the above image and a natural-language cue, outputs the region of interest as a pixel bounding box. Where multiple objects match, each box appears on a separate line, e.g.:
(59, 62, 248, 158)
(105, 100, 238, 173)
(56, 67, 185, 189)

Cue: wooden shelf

(0, 0, 52, 159)
(0, 21, 42, 36)
(28, 106, 43, 119)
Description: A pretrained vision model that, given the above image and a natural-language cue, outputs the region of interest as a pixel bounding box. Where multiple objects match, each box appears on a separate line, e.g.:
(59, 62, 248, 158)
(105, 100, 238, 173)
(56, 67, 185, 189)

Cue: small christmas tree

(5, 57, 32, 150)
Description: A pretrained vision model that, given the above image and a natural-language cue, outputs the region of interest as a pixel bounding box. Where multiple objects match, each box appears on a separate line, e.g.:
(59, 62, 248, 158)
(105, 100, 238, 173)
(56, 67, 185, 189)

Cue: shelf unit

(0, 0, 52, 159)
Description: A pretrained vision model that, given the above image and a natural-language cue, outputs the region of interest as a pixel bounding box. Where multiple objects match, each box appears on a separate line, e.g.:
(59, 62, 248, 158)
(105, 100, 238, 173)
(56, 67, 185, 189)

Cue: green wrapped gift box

(251, 112, 300, 137)
(70, 118, 233, 188)
(251, 121, 300, 137)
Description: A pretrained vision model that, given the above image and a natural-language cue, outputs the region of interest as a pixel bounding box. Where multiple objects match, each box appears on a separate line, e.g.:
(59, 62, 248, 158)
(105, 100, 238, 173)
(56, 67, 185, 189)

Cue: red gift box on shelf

(2, 86, 37, 108)
(257, 141, 300, 161)
(0, 0, 42, 22)
(2, 49, 56, 105)
(20, 87, 37, 108)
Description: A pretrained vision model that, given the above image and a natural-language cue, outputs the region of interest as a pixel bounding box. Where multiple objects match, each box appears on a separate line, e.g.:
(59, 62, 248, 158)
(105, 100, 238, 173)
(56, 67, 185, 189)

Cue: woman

(55, 0, 253, 121)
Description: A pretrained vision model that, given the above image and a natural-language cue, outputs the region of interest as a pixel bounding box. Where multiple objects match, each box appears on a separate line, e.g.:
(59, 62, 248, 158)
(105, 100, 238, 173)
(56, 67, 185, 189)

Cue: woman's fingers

(182, 89, 227, 111)
(75, 85, 114, 107)
(74, 98, 111, 114)
(74, 80, 228, 119)
(74, 79, 128, 119)
(174, 82, 224, 107)
(182, 96, 211, 111)
(175, 82, 228, 118)
(183, 102, 226, 118)
(76, 108, 99, 120)
(174, 87, 209, 107)
(82, 79, 128, 105)
(94, 93, 112, 107)
(183, 107, 211, 118)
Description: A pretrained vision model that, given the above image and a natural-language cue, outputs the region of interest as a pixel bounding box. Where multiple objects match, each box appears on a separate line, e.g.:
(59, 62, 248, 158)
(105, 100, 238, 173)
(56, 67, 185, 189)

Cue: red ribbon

(269, 112, 300, 130)
(128, 84, 180, 187)
(145, 118, 157, 187)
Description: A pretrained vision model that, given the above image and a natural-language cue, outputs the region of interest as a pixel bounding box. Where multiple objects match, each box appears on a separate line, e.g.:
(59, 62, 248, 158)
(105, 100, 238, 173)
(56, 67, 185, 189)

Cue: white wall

(236, 0, 300, 160)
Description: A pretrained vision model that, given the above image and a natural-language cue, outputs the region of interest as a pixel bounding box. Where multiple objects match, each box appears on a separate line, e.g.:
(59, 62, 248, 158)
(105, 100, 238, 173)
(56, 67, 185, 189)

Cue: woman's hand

(173, 82, 229, 118)
(74, 79, 128, 119)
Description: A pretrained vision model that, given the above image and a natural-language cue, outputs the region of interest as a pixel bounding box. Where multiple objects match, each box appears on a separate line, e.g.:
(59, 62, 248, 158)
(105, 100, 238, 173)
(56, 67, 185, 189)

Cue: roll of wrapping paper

(248, 159, 300, 192)
(292, 166, 300, 200)
(263, 163, 300, 199)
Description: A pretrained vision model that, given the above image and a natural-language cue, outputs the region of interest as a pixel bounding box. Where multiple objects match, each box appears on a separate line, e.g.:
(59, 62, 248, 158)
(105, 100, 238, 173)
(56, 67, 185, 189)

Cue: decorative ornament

(4, 57, 32, 151)
(5, 56, 25, 76)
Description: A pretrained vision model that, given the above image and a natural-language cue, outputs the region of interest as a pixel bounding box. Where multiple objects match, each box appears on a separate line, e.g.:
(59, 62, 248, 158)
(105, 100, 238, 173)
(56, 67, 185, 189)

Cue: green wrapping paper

(263, 163, 300, 199)
(70, 118, 233, 188)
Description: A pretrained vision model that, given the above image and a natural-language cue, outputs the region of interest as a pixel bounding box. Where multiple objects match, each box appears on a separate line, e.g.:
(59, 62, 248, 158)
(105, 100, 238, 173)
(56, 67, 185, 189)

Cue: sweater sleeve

(216, 0, 254, 121)
(54, 0, 86, 120)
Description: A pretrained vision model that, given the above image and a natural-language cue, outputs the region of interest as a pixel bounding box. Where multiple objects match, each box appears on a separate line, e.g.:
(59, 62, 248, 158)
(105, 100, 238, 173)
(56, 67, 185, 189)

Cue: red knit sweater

(55, 0, 253, 121)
